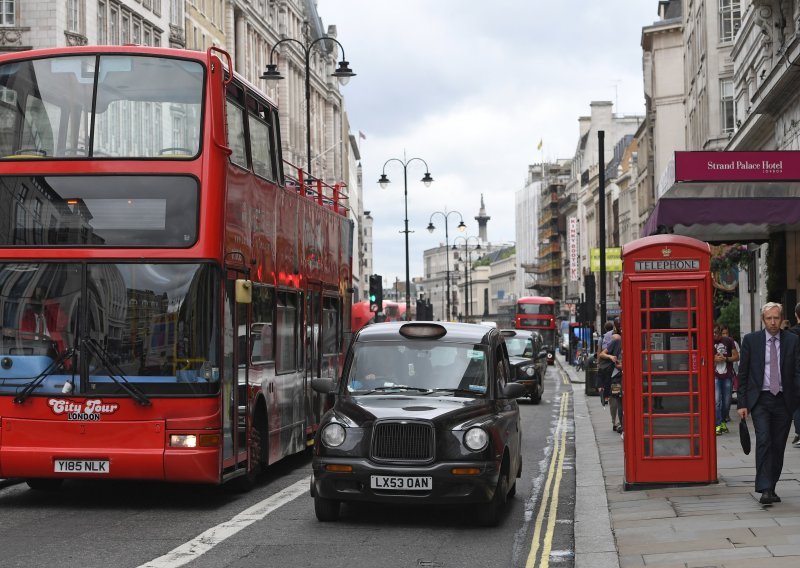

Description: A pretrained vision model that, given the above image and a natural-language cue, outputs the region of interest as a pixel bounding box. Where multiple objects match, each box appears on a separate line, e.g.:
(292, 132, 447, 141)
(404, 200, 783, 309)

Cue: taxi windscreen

(346, 341, 488, 396)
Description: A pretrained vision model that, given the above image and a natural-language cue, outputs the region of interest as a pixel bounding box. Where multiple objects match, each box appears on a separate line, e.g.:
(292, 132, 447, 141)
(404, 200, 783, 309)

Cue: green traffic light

(369, 294, 376, 302)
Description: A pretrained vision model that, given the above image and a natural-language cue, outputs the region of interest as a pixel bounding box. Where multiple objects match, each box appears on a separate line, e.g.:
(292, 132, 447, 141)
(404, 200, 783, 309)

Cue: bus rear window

(0, 175, 198, 247)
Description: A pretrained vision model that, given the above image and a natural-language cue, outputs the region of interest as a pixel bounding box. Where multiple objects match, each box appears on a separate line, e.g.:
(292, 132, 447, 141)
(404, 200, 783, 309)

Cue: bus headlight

(321, 423, 346, 447)
(169, 434, 197, 448)
(463, 427, 488, 451)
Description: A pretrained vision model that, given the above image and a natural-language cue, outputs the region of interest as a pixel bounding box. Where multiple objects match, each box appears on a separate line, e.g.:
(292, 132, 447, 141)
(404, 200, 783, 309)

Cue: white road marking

(138, 476, 310, 568)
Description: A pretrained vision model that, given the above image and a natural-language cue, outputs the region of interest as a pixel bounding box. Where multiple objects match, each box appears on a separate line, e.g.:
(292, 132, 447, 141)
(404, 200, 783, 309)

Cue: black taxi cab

(310, 322, 524, 526)
(501, 329, 548, 404)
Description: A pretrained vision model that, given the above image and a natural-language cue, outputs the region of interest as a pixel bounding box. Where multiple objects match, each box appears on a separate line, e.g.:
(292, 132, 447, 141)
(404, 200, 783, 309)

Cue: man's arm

(737, 334, 751, 419)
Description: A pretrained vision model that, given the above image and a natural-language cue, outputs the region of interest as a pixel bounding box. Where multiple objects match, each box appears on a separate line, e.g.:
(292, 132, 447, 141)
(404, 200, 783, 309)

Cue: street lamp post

(261, 35, 355, 177)
(453, 236, 481, 321)
(378, 156, 434, 318)
(427, 210, 466, 321)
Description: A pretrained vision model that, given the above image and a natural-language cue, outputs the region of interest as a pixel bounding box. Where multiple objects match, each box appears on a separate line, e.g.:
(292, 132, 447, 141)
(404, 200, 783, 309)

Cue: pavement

(562, 353, 800, 568)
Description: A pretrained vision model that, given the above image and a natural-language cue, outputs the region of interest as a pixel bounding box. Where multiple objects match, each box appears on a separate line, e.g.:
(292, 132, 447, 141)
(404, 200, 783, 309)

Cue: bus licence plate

(54, 460, 110, 474)
(370, 475, 432, 490)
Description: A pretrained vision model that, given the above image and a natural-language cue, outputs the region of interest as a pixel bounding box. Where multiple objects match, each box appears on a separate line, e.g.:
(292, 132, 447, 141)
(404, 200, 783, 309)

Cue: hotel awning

(642, 151, 800, 242)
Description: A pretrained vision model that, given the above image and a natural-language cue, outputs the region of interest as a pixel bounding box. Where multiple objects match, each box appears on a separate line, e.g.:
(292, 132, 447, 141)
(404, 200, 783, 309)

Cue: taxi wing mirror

(311, 377, 336, 394)
(536, 350, 549, 360)
(500, 382, 526, 399)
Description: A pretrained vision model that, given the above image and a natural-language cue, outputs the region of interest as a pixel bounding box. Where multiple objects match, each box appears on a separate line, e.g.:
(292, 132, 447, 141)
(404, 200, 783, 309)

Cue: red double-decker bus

(0, 45, 353, 490)
(351, 300, 407, 332)
(515, 296, 557, 363)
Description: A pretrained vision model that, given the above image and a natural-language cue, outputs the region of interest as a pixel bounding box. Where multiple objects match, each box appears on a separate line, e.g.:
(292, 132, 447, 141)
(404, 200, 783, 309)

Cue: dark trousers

(751, 391, 793, 492)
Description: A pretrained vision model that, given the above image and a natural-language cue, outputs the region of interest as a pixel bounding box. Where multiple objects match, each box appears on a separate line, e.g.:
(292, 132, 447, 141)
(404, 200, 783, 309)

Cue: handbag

(739, 419, 751, 455)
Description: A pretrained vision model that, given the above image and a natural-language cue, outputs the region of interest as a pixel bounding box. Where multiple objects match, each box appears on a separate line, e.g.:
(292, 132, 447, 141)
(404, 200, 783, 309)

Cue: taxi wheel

(477, 469, 508, 527)
(530, 387, 542, 405)
(26, 478, 64, 492)
(314, 495, 341, 522)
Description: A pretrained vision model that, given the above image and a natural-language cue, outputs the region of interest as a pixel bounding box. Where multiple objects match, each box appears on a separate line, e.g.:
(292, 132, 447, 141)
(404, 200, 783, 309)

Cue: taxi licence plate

(370, 475, 432, 490)
(54, 460, 110, 474)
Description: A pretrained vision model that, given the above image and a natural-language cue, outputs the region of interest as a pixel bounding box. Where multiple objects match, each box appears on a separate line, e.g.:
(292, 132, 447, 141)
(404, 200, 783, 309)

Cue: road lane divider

(138, 476, 310, 568)
(525, 391, 570, 568)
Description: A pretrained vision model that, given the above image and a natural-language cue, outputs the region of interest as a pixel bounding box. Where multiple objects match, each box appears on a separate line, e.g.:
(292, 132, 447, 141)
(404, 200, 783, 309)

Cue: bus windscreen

(0, 55, 203, 159)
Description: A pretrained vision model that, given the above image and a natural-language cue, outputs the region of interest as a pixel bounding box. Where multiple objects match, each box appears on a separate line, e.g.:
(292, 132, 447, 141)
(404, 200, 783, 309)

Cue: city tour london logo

(48, 398, 120, 421)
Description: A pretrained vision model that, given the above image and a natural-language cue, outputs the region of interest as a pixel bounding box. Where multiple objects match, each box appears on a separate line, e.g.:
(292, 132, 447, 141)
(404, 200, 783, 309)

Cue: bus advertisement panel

(0, 46, 352, 490)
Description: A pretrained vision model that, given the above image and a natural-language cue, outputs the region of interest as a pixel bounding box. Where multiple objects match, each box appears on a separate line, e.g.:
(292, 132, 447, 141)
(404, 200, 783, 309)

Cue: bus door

(305, 283, 323, 433)
(223, 274, 249, 470)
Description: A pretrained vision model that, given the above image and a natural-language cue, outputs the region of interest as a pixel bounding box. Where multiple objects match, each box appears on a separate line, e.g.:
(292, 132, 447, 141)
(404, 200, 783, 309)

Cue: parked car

(500, 329, 547, 404)
(310, 321, 524, 526)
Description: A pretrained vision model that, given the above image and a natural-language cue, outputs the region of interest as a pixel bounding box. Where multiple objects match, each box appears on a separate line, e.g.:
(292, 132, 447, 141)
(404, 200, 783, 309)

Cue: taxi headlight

(525, 366, 535, 377)
(463, 427, 489, 451)
(321, 423, 346, 447)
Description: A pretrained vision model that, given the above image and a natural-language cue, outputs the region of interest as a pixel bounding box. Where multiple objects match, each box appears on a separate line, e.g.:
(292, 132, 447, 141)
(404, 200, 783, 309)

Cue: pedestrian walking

(596, 321, 615, 398)
(608, 331, 623, 433)
(713, 323, 739, 434)
(736, 302, 800, 505)
(787, 302, 800, 448)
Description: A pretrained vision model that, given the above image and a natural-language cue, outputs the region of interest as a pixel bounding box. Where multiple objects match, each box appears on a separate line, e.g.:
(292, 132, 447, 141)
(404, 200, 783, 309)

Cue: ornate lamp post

(378, 155, 433, 318)
(261, 35, 355, 177)
(427, 210, 466, 321)
(453, 235, 481, 320)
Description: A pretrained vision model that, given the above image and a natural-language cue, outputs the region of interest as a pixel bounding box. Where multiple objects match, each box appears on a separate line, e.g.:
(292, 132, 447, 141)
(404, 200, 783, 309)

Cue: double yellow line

(525, 390, 570, 568)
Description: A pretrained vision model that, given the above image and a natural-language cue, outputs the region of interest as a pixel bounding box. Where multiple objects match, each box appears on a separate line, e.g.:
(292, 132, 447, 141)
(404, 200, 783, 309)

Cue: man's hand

(738, 407, 748, 420)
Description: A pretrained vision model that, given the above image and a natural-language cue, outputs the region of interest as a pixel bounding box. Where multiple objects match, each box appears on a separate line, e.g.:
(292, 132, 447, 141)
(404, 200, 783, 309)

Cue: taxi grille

(371, 421, 434, 462)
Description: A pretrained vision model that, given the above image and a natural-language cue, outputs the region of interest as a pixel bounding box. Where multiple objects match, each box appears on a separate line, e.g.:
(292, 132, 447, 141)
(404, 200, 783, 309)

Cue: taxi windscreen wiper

(427, 387, 485, 397)
(83, 337, 151, 406)
(13, 348, 76, 404)
(359, 385, 433, 394)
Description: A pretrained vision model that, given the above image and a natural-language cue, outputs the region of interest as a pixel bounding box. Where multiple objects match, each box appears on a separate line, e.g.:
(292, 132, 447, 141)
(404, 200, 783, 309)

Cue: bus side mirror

(235, 279, 252, 304)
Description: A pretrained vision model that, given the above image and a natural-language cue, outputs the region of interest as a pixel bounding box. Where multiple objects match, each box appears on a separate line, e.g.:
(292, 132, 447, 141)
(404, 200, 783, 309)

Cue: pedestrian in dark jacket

(788, 302, 800, 448)
(736, 302, 800, 505)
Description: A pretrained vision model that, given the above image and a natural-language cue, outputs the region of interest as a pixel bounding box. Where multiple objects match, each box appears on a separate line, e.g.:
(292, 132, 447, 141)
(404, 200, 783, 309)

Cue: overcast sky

(325, 1, 660, 286)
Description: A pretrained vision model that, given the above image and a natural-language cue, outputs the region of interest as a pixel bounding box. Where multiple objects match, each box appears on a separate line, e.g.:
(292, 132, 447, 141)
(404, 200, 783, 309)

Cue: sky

(324, 1, 661, 285)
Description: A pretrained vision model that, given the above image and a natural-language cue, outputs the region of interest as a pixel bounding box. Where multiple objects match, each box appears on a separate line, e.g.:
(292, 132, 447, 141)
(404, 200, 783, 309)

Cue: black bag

(739, 419, 751, 455)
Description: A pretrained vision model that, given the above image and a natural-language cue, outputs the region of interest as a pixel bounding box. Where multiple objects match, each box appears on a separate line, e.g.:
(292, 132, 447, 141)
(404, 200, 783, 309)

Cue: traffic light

(369, 274, 383, 313)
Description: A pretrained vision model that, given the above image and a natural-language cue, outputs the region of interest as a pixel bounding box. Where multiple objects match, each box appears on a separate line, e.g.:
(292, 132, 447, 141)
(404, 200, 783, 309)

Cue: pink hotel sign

(675, 151, 800, 181)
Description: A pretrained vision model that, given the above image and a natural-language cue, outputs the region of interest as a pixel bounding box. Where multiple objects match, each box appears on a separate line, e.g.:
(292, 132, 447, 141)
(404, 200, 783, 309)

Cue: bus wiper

(83, 337, 151, 406)
(13, 348, 76, 404)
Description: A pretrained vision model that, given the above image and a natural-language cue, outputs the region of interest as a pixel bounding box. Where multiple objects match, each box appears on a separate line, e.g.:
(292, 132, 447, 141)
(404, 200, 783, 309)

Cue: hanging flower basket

(710, 244, 750, 273)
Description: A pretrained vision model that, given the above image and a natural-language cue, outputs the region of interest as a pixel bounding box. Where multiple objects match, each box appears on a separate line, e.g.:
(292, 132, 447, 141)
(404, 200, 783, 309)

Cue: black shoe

(771, 488, 782, 503)
(793, 434, 800, 445)
(759, 489, 776, 505)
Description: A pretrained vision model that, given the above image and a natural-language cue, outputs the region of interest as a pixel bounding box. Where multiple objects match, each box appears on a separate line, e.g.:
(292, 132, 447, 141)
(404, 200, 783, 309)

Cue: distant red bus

(351, 300, 407, 332)
(0, 45, 352, 489)
(515, 296, 557, 362)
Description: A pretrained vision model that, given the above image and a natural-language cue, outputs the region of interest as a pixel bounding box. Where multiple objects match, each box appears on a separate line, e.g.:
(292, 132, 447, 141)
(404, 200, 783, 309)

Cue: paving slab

(561, 350, 800, 568)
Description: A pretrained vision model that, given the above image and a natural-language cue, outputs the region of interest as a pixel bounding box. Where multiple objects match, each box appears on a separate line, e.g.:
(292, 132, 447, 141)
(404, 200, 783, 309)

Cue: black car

(310, 322, 525, 526)
(500, 329, 547, 404)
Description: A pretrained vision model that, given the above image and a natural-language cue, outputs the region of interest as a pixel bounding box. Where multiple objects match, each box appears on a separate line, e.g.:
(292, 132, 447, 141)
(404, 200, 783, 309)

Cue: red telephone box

(621, 235, 717, 488)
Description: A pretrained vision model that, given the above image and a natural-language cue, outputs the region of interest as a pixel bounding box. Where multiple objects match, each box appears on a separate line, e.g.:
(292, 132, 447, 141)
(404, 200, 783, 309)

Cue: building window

(66, 0, 82, 32)
(721, 79, 735, 133)
(121, 11, 130, 44)
(109, 6, 119, 44)
(0, 0, 14, 26)
(98, 2, 107, 43)
(719, 0, 741, 42)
